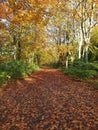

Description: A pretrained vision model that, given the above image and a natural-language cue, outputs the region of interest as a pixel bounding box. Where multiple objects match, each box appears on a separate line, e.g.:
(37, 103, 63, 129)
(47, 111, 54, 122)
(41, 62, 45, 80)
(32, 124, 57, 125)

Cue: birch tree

(73, 0, 98, 62)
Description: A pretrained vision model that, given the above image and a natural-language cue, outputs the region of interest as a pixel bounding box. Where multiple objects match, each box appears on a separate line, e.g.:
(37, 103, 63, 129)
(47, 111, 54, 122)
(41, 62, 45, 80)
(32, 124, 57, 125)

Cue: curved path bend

(0, 67, 98, 130)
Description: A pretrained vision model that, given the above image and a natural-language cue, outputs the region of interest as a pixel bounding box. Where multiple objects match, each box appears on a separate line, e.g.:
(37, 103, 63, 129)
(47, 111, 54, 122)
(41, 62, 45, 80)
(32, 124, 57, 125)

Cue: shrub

(0, 71, 10, 85)
(3, 60, 27, 78)
(27, 64, 40, 74)
(64, 68, 97, 79)
(63, 61, 98, 79)
(0, 60, 40, 86)
(72, 60, 98, 71)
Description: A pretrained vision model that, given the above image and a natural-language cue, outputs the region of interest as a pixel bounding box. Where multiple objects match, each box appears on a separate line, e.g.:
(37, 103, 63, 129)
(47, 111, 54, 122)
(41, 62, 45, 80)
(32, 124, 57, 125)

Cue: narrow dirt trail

(0, 67, 98, 130)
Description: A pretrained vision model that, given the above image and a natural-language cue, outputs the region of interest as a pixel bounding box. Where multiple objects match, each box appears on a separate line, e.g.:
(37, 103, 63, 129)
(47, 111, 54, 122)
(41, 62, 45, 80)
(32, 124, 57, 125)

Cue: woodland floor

(0, 67, 98, 130)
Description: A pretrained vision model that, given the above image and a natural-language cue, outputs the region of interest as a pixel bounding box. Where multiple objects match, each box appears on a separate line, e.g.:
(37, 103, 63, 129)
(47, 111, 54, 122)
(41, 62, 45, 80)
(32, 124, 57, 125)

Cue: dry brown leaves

(0, 67, 98, 130)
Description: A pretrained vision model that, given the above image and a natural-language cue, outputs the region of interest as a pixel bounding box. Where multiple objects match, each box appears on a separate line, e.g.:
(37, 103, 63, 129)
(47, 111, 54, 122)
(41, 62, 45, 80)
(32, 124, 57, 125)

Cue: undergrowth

(62, 60, 98, 80)
(0, 60, 40, 86)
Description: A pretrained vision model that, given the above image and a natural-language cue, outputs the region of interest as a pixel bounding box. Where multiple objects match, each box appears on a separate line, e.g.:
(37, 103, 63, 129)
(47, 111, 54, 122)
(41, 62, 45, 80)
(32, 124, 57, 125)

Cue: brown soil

(0, 67, 98, 130)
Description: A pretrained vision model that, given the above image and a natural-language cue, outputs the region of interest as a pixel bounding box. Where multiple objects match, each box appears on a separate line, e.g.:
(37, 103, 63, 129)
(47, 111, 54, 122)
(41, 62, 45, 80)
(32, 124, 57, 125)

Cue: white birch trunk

(66, 56, 68, 68)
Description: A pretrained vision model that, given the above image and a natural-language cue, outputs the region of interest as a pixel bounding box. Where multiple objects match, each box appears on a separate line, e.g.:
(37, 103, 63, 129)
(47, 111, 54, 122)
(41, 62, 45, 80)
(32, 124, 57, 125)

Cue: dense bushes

(0, 60, 40, 86)
(0, 72, 10, 85)
(63, 60, 98, 79)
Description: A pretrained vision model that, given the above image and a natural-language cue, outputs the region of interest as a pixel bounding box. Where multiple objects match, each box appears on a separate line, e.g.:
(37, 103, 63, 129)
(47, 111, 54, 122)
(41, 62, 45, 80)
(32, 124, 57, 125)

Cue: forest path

(0, 67, 98, 130)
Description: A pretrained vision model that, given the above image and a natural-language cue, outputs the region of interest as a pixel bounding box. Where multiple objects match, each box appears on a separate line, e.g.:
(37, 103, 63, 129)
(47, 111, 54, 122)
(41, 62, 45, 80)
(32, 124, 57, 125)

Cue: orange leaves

(0, 2, 13, 19)
(8, 0, 26, 10)
(23, 35, 33, 41)
(28, 0, 59, 8)
(0, 0, 60, 26)
(11, 10, 34, 24)
(0, 3, 8, 18)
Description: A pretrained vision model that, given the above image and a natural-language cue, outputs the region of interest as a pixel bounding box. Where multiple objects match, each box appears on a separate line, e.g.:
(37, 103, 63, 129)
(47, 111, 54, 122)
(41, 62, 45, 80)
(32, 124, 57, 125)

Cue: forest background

(0, 0, 98, 86)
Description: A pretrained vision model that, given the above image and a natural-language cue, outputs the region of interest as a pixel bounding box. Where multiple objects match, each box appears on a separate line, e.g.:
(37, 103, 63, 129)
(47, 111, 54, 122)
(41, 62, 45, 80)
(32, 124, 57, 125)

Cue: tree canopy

(0, 0, 98, 65)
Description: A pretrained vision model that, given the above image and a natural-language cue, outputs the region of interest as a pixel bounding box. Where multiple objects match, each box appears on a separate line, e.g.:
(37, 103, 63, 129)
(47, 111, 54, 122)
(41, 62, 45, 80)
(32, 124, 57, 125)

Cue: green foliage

(63, 61, 98, 79)
(27, 64, 40, 74)
(90, 26, 98, 47)
(0, 60, 40, 86)
(64, 68, 97, 79)
(0, 71, 10, 85)
(89, 26, 98, 61)
(72, 60, 98, 71)
(0, 60, 27, 78)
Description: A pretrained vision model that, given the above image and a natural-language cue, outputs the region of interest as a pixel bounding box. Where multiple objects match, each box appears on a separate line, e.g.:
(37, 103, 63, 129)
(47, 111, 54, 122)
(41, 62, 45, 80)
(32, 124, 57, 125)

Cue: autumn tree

(0, 0, 98, 65)
(0, 0, 59, 63)
(72, 0, 98, 62)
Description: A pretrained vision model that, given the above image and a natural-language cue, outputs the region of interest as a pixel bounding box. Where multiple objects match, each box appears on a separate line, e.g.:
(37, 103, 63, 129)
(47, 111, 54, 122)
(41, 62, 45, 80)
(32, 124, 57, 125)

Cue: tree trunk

(16, 41, 21, 60)
(78, 44, 82, 59)
(85, 44, 89, 63)
(66, 56, 68, 68)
